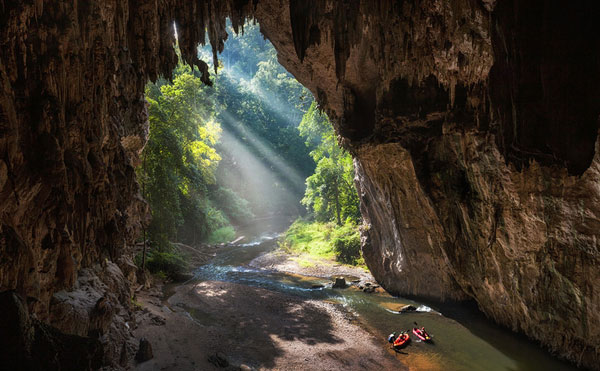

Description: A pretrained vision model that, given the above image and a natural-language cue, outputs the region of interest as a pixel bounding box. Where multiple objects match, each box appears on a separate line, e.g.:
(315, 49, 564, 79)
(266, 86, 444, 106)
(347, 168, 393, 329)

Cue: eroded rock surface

(0, 0, 252, 368)
(0, 291, 104, 370)
(260, 1, 600, 368)
(1, 0, 599, 369)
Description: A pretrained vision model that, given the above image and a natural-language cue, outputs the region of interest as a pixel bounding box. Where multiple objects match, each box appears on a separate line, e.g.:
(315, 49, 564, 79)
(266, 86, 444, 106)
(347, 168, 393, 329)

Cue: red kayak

(412, 327, 431, 341)
(393, 332, 410, 348)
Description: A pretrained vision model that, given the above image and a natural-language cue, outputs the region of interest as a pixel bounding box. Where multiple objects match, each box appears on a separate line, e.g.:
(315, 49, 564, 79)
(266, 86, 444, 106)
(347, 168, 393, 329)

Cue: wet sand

(134, 279, 404, 370)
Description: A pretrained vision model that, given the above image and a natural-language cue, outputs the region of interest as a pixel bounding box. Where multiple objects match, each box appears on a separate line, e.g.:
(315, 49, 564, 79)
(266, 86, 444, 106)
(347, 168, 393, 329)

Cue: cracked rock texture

(1, 0, 599, 369)
(0, 0, 252, 368)
(261, 1, 600, 368)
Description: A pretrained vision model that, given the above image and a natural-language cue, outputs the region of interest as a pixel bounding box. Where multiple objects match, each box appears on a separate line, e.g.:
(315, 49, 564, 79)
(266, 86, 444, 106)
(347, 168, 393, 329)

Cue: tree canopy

(140, 22, 317, 253)
(199, 22, 314, 216)
(142, 62, 234, 249)
(298, 102, 360, 225)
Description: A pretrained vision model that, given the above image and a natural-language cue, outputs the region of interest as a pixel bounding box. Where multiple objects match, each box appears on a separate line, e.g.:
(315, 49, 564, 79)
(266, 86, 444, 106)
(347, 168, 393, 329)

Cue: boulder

(135, 337, 153, 363)
(332, 277, 347, 289)
(362, 286, 375, 293)
(398, 305, 417, 313)
(208, 351, 229, 368)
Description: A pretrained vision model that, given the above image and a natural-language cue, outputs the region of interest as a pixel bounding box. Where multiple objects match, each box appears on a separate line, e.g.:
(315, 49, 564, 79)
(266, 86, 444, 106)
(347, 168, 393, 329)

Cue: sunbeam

(222, 65, 304, 126)
(217, 124, 303, 217)
(216, 107, 307, 190)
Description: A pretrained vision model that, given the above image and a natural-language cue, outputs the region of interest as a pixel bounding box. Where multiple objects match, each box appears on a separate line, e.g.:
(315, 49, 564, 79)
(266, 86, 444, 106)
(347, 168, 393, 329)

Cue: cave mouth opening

(3, 2, 600, 369)
(138, 19, 332, 250)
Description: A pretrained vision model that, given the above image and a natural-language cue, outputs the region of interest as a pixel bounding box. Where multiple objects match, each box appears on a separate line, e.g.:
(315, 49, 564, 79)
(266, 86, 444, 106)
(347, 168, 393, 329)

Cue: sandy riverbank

(133, 279, 404, 370)
(132, 243, 406, 370)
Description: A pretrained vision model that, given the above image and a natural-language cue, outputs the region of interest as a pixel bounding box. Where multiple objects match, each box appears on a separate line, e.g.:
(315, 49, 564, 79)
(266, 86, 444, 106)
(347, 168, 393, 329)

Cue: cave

(1, 0, 600, 369)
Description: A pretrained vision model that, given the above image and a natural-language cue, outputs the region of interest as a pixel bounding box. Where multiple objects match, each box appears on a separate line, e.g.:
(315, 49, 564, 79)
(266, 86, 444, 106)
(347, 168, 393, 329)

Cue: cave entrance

(138, 20, 360, 262)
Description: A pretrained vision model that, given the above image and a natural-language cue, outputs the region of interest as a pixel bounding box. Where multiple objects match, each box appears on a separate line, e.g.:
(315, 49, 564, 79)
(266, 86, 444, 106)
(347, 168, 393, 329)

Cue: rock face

(260, 1, 600, 368)
(1, 0, 599, 369)
(0, 0, 251, 368)
(0, 291, 104, 370)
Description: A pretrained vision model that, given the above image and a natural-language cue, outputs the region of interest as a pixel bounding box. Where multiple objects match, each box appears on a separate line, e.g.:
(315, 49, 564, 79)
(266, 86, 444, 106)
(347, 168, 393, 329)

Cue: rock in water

(332, 277, 347, 289)
(399, 305, 417, 313)
(135, 338, 153, 363)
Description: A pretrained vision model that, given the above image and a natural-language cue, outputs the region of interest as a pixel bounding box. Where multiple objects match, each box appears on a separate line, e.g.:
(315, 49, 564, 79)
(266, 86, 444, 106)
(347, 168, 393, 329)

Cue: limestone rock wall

(0, 0, 253, 368)
(354, 128, 600, 367)
(257, 0, 600, 368)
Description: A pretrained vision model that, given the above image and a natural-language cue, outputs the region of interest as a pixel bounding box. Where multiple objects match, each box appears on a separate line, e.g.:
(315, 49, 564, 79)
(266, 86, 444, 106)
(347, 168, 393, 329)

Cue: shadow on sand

(171, 280, 344, 369)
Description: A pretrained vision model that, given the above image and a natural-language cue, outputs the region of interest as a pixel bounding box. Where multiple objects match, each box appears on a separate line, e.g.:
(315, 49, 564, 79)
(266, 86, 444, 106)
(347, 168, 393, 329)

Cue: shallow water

(191, 219, 580, 371)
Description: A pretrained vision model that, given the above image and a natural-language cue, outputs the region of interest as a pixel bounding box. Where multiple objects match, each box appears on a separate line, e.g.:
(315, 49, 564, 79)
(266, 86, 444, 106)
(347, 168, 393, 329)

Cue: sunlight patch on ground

(195, 284, 228, 298)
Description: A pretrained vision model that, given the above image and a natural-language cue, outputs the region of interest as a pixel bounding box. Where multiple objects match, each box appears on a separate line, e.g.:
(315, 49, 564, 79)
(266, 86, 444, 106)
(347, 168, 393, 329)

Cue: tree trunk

(334, 175, 341, 226)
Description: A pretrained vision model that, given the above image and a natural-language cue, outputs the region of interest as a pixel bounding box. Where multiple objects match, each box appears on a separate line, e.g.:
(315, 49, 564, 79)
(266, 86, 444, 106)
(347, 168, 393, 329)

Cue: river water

(191, 218, 580, 371)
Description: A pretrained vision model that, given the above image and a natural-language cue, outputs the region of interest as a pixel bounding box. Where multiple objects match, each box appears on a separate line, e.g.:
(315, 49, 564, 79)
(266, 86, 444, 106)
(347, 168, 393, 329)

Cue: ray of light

(216, 107, 307, 191)
(217, 125, 303, 216)
(222, 65, 306, 128)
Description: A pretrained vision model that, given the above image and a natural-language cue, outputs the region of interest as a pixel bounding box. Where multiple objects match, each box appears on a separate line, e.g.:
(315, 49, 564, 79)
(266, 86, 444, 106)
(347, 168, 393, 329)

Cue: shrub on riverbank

(136, 250, 189, 280)
(282, 219, 365, 267)
(331, 222, 363, 265)
(208, 225, 236, 244)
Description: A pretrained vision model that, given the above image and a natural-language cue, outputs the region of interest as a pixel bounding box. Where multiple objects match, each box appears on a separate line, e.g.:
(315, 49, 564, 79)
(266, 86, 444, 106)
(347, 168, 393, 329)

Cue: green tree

(141, 21, 325, 255)
(298, 102, 360, 224)
(199, 22, 315, 216)
(141, 62, 224, 249)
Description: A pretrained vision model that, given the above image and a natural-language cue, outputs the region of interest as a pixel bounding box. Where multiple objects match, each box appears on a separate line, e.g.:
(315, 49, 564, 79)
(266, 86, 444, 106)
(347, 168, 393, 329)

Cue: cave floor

(132, 279, 404, 371)
(129, 232, 584, 371)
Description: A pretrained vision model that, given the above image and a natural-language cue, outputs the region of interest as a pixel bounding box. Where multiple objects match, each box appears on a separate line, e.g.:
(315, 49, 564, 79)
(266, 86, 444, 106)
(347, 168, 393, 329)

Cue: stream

(189, 218, 579, 371)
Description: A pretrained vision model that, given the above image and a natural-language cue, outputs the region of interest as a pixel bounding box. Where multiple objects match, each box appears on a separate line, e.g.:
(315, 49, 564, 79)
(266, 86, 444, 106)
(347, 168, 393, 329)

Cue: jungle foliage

(139, 23, 314, 276)
(298, 102, 360, 225)
(283, 102, 363, 267)
(139, 22, 363, 275)
(281, 219, 364, 267)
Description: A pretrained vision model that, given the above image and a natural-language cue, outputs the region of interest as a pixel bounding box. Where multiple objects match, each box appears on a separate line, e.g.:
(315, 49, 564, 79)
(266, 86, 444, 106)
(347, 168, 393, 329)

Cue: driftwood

(229, 236, 245, 244)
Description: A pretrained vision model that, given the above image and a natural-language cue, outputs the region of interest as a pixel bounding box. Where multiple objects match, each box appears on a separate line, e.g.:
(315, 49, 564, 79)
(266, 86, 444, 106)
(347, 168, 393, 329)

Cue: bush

(282, 219, 334, 258)
(207, 226, 236, 244)
(331, 223, 363, 265)
(205, 204, 230, 230)
(144, 251, 189, 278)
(210, 187, 254, 224)
(282, 219, 364, 266)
